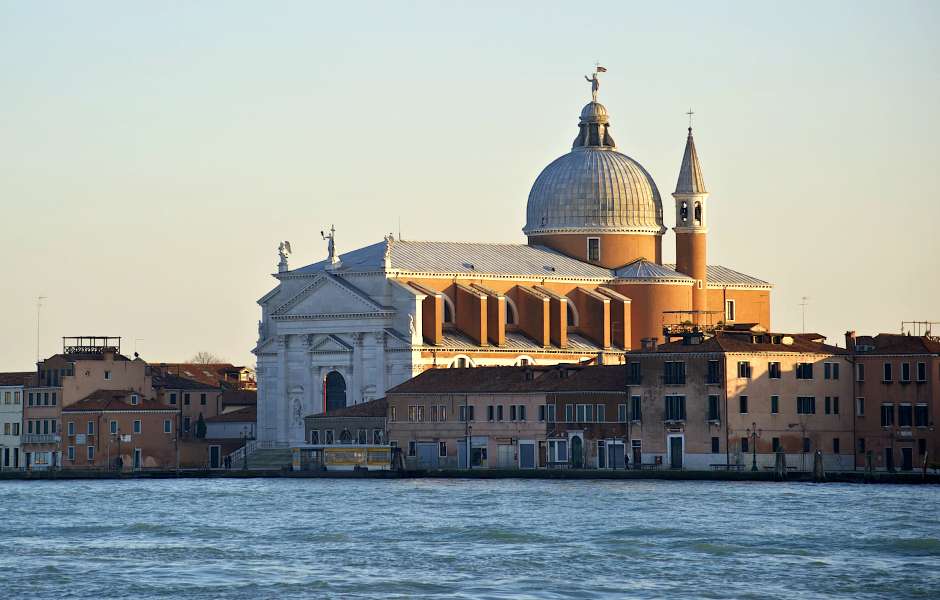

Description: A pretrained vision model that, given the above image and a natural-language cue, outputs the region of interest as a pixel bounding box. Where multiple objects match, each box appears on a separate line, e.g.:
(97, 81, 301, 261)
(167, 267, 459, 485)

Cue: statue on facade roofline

(321, 225, 339, 265)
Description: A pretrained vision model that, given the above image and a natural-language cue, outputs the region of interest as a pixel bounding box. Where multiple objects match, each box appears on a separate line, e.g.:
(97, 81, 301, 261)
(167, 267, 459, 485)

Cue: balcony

(23, 434, 60, 445)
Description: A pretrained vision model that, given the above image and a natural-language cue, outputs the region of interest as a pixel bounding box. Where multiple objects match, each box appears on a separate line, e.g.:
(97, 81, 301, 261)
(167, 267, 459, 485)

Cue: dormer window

(130, 394, 139, 406)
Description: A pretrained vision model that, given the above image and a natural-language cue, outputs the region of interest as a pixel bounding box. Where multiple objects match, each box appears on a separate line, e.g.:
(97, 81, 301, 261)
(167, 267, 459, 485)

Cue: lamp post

(467, 424, 473, 470)
(745, 421, 762, 472)
(112, 425, 122, 473)
(241, 427, 249, 470)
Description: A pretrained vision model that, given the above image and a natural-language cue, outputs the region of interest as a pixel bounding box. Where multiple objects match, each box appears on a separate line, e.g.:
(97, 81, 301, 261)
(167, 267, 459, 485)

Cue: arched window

(339, 428, 352, 444)
(566, 301, 580, 328)
(694, 202, 702, 225)
(442, 294, 455, 324)
(449, 355, 474, 368)
(324, 371, 347, 412)
(505, 298, 518, 326)
(680, 201, 689, 223)
(514, 356, 535, 366)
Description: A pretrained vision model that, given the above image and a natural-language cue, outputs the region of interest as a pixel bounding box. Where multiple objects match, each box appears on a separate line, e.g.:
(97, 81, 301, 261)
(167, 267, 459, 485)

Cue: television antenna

(799, 296, 809, 333)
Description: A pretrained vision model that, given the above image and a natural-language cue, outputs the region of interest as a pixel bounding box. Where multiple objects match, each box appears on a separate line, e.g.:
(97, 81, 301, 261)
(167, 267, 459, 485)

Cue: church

(254, 73, 771, 447)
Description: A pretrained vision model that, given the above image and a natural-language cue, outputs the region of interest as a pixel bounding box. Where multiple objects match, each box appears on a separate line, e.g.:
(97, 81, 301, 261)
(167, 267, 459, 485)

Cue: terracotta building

(255, 71, 771, 449)
(23, 337, 153, 470)
(386, 365, 627, 469)
(848, 332, 939, 471)
(627, 326, 853, 470)
(61, 390, 178, 470)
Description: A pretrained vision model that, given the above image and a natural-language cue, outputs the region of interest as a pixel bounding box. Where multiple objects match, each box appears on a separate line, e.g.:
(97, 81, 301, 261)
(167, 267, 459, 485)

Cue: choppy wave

(0, 479, 938, 599)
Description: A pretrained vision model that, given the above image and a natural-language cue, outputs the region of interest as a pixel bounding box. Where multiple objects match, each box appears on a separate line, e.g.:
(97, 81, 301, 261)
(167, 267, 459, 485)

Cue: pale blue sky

(1, 1, 937, 368)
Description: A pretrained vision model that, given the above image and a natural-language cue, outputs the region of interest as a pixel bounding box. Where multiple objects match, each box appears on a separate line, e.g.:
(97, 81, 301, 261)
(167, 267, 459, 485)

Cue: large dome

(524, 102, 665, 236)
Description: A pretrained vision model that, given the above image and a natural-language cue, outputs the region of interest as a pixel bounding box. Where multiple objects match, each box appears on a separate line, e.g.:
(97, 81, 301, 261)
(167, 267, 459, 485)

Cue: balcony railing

(23, 434, 60, 444)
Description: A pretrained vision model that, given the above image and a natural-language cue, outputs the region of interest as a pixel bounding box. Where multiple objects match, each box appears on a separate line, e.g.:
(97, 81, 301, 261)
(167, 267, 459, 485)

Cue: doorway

(669, 436, 684, 469)
(497, 444, 514, 468)
(209, 445, 221, 469)
(631, 440, 641, 468)
(570, 435, 584, 469)
(607, 442, 625, 469)
(901, 447, 913, 471)
(519, 442, 535, 469)
(885, 447, 895, 471)
(133, 448, 142, 470)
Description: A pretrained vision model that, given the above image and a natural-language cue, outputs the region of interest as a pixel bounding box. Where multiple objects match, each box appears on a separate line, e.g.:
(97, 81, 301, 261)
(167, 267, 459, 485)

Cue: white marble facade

(254, 265, 423, 447)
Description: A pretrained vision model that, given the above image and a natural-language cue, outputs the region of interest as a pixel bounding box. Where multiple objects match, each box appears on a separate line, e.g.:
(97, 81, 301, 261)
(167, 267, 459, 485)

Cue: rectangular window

(772, 437, 781, 452)
(663, 361, 686, 385)
(919, 438, 927, 456)
(737, 361, 752, 379)
(518, 405, 526, 422)
(771, 395, 779, 415)
(487, 405, 495, 422)
(618, 403, 627, 423)
(664, 395, 686, 421)
(429, 405, 438, 422)
(576, 404, 586, 422)
(739, 396, 748, 414)
(200, 393, 207, 405)
(630, 396, 641, 422)
(707, 395, 720, 421)
(510, 405, 517, 422)
(310, 430, 320, 444)
(768, 362, 781, 379)
(416, 406, 425, 422)
(390, 406, 397, 422)
(439, 441, 447, 458)
(130, 394, 139, 406)
(832, 363, 840, 380)
(741, 437, 749, 453)
(587, 237, 600, 262)
(725, 299, 736, 321)
(856, 397, 865, 417)
(711, 437, 720, 453)
(67, 421, 75, 436)
(325, 430, 334, 444)
(133, 420, 141, 434)
(797, 396, 816, 415)
(184, 393, 191, 405)
(585, 404, 594, 422)
(183, 417, 191, 432)
(880, 404, 894, 427)
(832, 437, 840, 454)
(87, 446, 95, 461)
(898, 404, 913, 427)
(438, 405, 446, 422)
(28, 392, 33, 406)
(169, 393, 177, 405)
(546, 404, 556, 423)
(803, 438, 811, 453)
(883, 363, 893, 382)
(104, 371, 112, 380)
(163, 420, 172, 434)
(468, 406, 474, 421)
(707, 360, 721, 384)
(917, 362, 927, 382)
(824, 363, 831, 380)
(796, 363, 814, 380)
(51, 393, 57, 406)
(858, 438, 865, 453)
(548, 440, 568, 463)
(357, 429, 367, 444)
(825, 397, 831, 415)
(833, 397, 839, 415)
(110, 420, 118, 435)
(408, 441, 416, 457)
(901, 363, 911, 382)
(595, 404, 604, 423)
(856, 363, 865, 382)
(627, 362, 641, 385)
(497, 405, 504, 422)
(538, 405, 546, 422)
(565, 404, 574, 422)
(67, 446, 75, 461)
(915, 404, 928, 427)
(372, 429, 382, 444)
(87, 421, 95, 435)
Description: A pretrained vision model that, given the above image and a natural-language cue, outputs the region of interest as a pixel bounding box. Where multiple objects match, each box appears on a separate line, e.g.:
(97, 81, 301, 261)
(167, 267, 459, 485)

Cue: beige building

(627, 326, 853, 470)
(1, 372, 31, 470)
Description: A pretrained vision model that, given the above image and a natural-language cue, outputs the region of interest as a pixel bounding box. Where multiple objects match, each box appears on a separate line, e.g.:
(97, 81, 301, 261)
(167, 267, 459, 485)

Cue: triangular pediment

(272, 273, 391, 318)
(310, 335, 353, 353)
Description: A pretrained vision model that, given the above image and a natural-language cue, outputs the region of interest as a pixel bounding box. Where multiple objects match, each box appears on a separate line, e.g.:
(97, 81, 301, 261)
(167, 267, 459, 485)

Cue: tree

(190, 352, 223, 364)
(195, 413, 207, 439)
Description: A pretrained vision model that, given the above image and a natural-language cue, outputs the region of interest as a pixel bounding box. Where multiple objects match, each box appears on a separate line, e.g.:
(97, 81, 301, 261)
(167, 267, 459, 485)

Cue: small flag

(596, 66, 607, 73)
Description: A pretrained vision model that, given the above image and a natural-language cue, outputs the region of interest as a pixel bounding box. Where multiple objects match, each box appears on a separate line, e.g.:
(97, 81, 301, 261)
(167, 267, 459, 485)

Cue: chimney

(845, 331, 856, 351)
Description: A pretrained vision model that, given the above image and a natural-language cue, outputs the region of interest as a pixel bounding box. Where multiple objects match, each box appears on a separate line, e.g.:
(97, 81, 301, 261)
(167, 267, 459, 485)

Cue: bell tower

(673, 123, 709, 322)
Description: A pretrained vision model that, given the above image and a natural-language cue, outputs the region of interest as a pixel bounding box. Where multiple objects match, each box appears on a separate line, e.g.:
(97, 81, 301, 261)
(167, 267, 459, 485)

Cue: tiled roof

(630, 331, 847, 356)
(291, 240, 613, 279)
(387, 365, 627, 395)
(308, 397, 388, 419)
(665, 264, 772, 288)
(436, 330, 615, 353)
(152, 372, 219, 391)
(288, 239, 769, 289)
(220, 389, 257, 407)
(63, 390, 175, 412)
(856, 334, 940, 355)
(206, 405, 256, 423)
(0, 371, 33, 386)
(614, 259, 693, 282)
(150, 363, 242, 388)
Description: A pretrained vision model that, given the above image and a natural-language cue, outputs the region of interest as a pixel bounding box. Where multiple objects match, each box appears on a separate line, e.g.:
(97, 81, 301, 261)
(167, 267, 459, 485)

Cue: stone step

(244, 448, 293, 471)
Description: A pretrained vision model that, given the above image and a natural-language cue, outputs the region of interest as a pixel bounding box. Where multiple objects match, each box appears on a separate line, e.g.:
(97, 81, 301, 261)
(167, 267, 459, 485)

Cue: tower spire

(675, 122, 707, 195)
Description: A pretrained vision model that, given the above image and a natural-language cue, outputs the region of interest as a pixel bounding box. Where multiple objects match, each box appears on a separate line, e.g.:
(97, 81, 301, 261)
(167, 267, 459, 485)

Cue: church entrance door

(325, 371, 347, 412)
